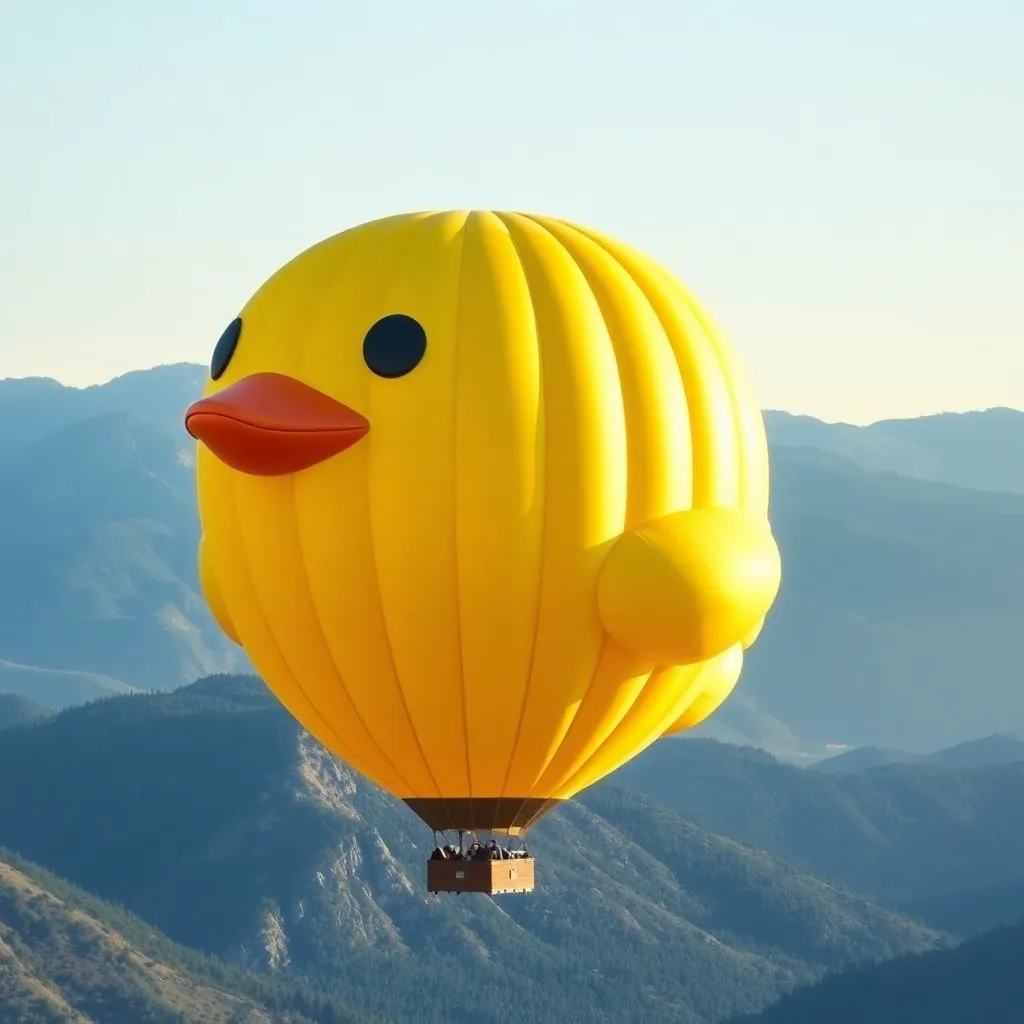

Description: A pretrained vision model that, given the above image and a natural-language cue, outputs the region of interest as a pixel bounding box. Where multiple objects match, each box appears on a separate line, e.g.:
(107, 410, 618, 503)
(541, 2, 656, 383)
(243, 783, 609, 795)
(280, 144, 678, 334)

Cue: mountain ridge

(1, 365, 1021, 1021)
(4, 366, 1024, 752)
(0, 691, 53, 729)
(611, 737, 1024, 905)
(0, 843, 372, 1024)
(0, 363, 204, 461)
(6, 366, 1023, 492)
(764, 406, 1024, 494)
(0, 405, 249, 700)
(731, 918, 1024, 1023)
(812, 733, 1024, 775)
(0, 674, 946, 1024)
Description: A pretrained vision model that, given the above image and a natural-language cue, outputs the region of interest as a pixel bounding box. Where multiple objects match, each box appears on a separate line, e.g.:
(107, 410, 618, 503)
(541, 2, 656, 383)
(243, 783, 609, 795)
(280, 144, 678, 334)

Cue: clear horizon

(1, 2, 1021, 426)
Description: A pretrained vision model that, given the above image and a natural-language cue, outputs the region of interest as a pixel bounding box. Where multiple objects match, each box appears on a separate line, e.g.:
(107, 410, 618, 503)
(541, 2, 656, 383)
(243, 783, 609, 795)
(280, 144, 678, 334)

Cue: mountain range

(0, 674, 970, 1024)
(0, 364, 202, 460)
(763, 407, 1024, 495)
(0, 691, 52, 729)
(812, 733, 1024, 775)
(0, 843, 370, 1024)
(613, 737, 1024, 914)
(729, 920, 1024, 1024)
(0, 368, 250, 702)
(0, 674, 1020, 1022)
(2, 365, 1023, 1021)
(3, 366, 1024, 755)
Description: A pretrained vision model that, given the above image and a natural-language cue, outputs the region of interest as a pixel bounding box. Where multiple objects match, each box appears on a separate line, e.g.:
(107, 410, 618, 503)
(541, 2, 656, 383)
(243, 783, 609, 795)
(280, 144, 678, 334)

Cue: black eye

(211, 318, 242, 381)
(363, 314, 426, 379)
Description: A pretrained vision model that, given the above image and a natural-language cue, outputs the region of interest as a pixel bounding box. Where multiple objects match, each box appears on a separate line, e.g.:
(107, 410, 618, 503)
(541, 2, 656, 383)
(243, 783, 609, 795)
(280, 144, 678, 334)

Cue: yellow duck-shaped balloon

(185, 210, 781, 834)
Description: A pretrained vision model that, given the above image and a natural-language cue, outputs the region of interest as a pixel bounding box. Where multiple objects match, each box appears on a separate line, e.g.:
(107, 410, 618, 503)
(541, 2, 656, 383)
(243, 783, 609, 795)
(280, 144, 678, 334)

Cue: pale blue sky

(1, 0, 1020, 423)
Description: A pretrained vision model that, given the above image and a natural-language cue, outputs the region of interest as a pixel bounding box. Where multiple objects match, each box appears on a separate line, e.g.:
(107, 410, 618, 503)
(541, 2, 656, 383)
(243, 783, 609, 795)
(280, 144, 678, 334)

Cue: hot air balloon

(184, 210, 781, 896)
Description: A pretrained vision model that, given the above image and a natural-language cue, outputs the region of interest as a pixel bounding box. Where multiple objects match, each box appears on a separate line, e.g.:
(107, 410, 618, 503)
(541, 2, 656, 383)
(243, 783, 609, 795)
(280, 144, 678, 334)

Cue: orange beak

(184, 373, 369, 476)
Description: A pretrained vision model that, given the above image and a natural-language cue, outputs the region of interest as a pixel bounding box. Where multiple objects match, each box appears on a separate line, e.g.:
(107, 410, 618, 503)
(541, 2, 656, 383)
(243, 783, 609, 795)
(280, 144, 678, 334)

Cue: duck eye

(211, 318, 242, 381)
(363, 314, 427, 379)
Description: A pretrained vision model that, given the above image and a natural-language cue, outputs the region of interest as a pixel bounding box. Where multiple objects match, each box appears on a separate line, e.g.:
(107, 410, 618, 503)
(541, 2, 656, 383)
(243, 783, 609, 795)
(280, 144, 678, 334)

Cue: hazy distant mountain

(926, 732, 1024, 768)
(0, 691, 52, 729)
(765, 407, 1024, 494)
(0, 406, 249, 696)
(732, 920, 1024, 1024)
(2, 366, 1021, 1022)
(0, 658, 136, 709)
(682, 692, 829, 763)
(897, 878, 1024, 941)
(743, 445, 1024, 750)
(7, 366, 1020, 493)
(0, 846, 368, 1024)
(810, 745, 917, 774)
(0, 676, 943, 1024)
(0, 363, 204, 460)
(813, 733, 1024, 775)
(3, 366, 1024, 751)
(612, 738, 1024, 907)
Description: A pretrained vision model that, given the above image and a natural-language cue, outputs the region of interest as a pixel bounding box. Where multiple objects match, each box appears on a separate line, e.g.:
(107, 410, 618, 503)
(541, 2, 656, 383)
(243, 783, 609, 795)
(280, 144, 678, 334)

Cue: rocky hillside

(0, 846, 369, 1024)
(0, 676, 944, 1024)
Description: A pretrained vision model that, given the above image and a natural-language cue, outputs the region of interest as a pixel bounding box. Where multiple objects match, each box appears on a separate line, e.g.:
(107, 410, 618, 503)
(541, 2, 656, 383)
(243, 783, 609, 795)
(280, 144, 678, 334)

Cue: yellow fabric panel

(559, 220, 743, 510)
(198, 535, 239, 645)
(291, 213, 445, 798)
(448, 212, 545, 797)
(554, 662, 708, 800)
(490, 212, 627, 798)
(663, 644, 745, 736)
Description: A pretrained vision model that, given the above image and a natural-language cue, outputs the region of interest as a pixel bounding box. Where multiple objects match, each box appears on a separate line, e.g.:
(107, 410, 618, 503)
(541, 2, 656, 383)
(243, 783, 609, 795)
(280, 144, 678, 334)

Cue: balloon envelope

(186, 210, 781, 833)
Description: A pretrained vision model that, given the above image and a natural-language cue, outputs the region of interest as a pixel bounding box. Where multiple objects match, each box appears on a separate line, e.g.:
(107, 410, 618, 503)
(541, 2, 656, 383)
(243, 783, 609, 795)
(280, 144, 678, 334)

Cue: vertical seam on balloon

(363, 212, 456, 821)
(673, 290, 750, 511)
(555, 663, 686, 798)
(268, 230, 419, 795)
(534, 216, 652, 523)
(288, 473, 419, 797)
(554, 666, 656, 797)
(651, 267, 751, 511)
(526, 218, 682, 794)
(449, 213, 475, 819)
(562, 226, 708, 509)
(222, 468, 373, 785)
(364, 491, 451, 809)
(210, 261, 377, 777)
(503, 215, 619, 795)
(492, 211, 549, 816)
(287, 236, 419, 792)
(289, 223, 427, 798)
(530, 225, 720, 790)
(539, 635, 608, 792)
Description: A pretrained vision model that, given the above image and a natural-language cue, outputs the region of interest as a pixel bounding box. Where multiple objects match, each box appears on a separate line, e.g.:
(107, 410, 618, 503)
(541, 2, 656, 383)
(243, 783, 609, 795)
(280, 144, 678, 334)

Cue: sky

(0, 1, 1021, 424)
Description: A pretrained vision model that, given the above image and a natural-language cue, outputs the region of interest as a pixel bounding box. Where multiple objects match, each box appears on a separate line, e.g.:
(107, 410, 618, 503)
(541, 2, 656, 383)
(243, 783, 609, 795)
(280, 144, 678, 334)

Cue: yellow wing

(597, 508, 781, 666)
